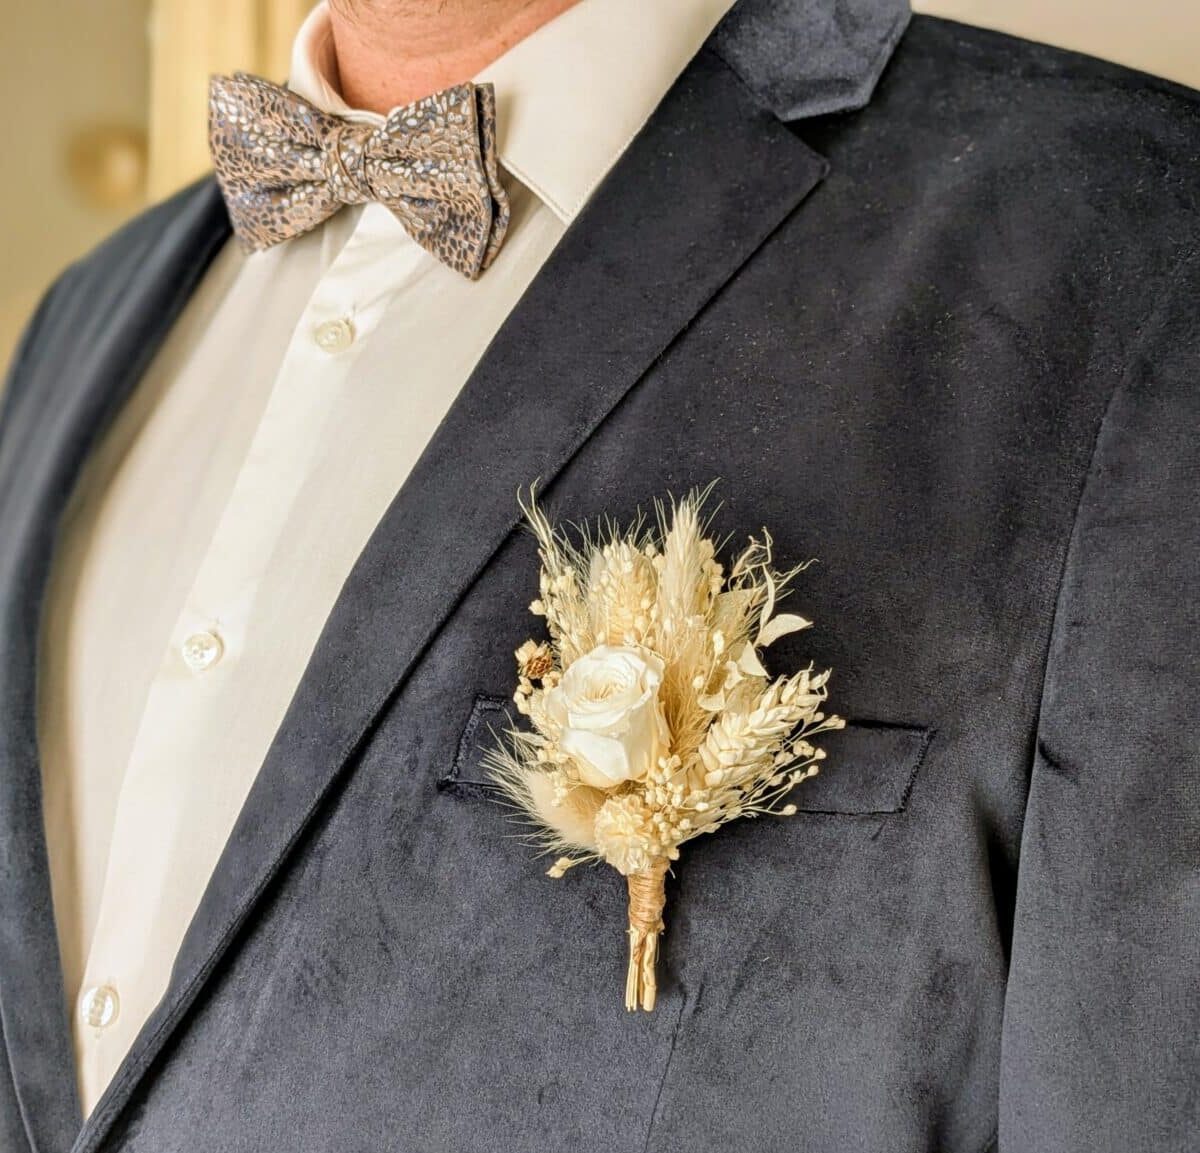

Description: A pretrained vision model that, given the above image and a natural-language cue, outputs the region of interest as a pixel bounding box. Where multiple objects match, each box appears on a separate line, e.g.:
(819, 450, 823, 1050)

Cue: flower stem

(625, 858, 669, 1011)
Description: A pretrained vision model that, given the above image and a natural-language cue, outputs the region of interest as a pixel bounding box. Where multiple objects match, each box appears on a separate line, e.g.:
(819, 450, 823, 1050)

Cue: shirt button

(182, 630, 224, 673)
(80, 984, 120, 1030)
(314, 317, 355, 353)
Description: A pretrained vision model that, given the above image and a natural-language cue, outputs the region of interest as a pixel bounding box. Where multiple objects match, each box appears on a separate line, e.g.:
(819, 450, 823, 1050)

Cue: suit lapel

(0, 182, 231, 1153)
(73, 44, 828, 1153)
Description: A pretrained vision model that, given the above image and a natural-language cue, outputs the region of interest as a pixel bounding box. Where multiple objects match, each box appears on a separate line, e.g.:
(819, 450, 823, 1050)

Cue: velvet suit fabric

(1, 6, 1197, 1152)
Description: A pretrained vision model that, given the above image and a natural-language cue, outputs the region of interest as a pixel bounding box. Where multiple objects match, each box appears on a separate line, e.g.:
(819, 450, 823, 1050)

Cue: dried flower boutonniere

(487, 486, 843, 1011)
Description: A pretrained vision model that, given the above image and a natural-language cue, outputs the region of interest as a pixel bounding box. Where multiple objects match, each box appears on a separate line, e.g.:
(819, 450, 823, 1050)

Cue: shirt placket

(71, 210, 425, 1106)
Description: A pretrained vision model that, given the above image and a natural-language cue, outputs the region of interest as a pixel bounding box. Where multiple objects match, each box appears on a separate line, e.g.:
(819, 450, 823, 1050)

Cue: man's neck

(328, 0, 583, 112)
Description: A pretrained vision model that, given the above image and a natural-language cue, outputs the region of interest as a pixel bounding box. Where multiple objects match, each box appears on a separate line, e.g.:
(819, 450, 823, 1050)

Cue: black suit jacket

(1, 4, 1197, 1151)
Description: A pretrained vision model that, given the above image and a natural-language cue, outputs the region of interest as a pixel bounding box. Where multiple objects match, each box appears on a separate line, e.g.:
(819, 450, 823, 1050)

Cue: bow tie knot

(324, 121, 375, 205)
(209, 72, 511, 279)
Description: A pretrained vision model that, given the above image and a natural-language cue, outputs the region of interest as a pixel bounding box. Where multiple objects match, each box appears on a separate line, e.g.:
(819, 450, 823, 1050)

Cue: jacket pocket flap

(442, 695, 931, 816)
(441, 695, 517, 799)
(791, 720, 932, 814)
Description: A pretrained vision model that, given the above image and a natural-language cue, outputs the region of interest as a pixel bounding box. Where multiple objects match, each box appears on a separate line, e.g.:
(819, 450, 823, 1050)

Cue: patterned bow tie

(208, 72, 510, 280)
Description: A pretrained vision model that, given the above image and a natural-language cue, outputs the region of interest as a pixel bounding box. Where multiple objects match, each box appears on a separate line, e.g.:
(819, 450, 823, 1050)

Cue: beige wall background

(0, 0, 151, 361)
(913, 0, 1200, 93)
(3, 0, 1198, 365)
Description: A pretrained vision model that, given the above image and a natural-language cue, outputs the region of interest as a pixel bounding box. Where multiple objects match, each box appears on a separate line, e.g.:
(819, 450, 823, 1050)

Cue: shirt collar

(289, 0, 737, 226)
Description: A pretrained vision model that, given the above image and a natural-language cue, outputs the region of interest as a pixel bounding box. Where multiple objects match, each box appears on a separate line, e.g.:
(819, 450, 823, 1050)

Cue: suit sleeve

(999, 250, 1200, 1151)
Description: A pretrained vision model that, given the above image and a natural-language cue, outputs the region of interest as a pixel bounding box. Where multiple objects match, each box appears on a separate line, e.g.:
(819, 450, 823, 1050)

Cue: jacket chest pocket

(438, 693, 937, 997)
(442, 692, 933, 815)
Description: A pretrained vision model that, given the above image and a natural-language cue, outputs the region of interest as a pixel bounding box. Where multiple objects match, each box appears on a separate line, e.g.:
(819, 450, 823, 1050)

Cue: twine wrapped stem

(625, 858, 669, 1011)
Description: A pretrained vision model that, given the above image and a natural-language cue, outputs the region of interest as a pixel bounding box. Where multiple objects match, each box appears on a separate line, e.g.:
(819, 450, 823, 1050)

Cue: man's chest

(94, 249, 1110, 1151)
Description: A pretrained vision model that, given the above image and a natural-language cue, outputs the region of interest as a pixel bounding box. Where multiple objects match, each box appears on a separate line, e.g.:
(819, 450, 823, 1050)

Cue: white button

(182, 630, 224, 673)
(80, 984, 120, 1030)
(314, 317, 355, 353)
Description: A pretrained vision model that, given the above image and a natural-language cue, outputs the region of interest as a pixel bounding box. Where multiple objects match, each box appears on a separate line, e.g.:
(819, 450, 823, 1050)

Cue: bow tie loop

(208, 72, 511, 279)
(324, 121, 376, 206)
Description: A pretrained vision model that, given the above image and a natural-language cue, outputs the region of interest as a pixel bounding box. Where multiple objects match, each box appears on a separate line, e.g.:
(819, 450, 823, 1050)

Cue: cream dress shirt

(37, 0, 735, 1118)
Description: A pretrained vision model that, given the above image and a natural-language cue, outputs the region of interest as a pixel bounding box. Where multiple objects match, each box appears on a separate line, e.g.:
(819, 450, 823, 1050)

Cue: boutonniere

(487, 485, 843, 1011)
